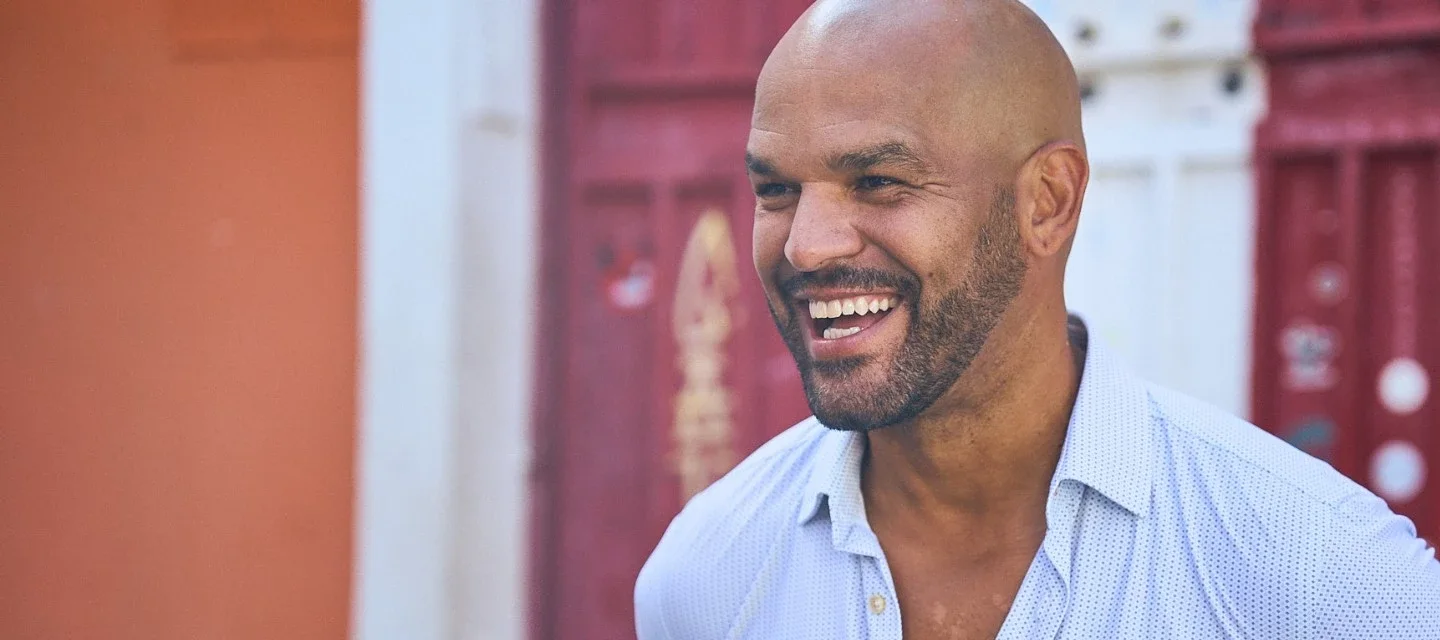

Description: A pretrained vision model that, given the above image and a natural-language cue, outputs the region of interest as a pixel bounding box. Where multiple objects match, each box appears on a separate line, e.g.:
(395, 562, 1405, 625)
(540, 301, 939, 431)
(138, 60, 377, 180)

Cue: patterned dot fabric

(634, 328, 1440, 639)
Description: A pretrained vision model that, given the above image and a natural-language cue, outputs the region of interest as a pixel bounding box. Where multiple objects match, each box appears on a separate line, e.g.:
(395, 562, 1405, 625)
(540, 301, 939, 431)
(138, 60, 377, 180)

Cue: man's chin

(801, 367, 902, 432)
(812, 406, 889, 432)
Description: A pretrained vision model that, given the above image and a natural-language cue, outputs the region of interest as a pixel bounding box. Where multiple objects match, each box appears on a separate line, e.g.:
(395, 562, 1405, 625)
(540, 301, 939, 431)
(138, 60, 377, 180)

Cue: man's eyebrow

(745, 152, 777, 176)
(826, 142, 932, 174)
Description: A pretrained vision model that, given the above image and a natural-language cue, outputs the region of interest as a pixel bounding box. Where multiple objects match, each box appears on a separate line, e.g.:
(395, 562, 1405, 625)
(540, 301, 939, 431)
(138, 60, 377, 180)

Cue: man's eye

(856, 176, 900, 191)
(755, 183, 793, 198)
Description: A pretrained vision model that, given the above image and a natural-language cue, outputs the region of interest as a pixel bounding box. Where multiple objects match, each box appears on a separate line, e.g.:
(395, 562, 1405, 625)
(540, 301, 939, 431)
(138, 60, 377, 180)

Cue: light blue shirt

(635, 340, 1440, 639)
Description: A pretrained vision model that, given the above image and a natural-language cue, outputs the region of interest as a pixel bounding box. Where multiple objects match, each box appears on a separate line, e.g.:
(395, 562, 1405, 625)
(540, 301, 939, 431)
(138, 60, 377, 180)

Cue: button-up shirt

(634, 339, 1440, 639)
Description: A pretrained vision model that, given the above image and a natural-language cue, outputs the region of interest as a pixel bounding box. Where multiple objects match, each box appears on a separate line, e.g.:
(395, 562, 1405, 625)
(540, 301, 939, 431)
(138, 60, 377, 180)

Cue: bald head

(760, 0, 1084, 165)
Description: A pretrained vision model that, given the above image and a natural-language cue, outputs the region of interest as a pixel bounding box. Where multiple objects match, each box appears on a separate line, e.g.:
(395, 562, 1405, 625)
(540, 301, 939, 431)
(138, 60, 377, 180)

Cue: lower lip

(805, 305, 902, 361)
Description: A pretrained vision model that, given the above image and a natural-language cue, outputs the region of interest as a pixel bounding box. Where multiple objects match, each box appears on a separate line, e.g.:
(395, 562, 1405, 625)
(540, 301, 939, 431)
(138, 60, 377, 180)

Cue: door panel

(536, 1, 814, 638)
(1357, 151, 1438, 535)
(1065, 167, 1158, 363)
(1254, 3, 1440, 538)
(1026, 0, 1262, 418)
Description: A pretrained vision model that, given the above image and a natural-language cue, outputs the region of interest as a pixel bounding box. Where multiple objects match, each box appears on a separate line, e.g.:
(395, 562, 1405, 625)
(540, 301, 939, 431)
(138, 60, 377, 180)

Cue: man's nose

(783, 191, 864, 272)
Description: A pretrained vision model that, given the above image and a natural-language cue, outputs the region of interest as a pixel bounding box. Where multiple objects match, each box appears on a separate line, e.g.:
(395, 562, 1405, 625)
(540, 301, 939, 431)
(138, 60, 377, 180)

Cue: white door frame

(354, 0, 539, 638)
(1027, 0, 1261, 418)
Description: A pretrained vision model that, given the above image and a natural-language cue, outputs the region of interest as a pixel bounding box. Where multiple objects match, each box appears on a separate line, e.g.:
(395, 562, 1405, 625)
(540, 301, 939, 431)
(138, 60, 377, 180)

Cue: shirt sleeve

(634, 554, 673, 640)
(1313, 489, 1440, 638)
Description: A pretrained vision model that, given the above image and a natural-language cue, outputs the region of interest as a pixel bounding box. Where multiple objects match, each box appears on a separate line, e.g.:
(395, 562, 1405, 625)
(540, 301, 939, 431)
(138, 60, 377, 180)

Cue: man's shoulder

(1141, 384, 1440, 633)
(1144, 382, 1366, 510)
(678, 416, 832, 532)
(634, 417, 834, 639)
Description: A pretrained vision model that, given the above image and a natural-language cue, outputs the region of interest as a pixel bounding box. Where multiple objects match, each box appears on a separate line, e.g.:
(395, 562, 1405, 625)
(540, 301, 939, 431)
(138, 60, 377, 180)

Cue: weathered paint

(1253, 3, 1440, 538)
(532, 0, 814, 637)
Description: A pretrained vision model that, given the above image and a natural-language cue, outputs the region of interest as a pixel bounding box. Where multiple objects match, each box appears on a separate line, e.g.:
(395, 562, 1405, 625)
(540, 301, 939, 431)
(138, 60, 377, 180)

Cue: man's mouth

(807, 295, 901, 341)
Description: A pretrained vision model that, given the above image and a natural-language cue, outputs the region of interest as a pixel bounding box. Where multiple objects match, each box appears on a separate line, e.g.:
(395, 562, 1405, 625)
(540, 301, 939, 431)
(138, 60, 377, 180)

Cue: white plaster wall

(1024, 0, 1261, 419)
(355, 0, 538, 638)
(455, 0, 539, 637)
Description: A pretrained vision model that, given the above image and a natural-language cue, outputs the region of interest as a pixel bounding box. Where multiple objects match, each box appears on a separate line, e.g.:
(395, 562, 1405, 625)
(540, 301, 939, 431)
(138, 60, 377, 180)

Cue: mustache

(778, 267, 919, 299)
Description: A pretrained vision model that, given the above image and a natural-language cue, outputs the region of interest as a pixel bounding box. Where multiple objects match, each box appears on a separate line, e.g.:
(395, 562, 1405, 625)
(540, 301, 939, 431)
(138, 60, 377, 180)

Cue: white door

(1025, 0, 1262, 418)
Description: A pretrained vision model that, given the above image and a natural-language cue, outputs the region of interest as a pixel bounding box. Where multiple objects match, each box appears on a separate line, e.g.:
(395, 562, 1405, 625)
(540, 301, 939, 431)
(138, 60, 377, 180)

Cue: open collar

(796, 321, 1155, 537)
(1049, 336, 1155, 517)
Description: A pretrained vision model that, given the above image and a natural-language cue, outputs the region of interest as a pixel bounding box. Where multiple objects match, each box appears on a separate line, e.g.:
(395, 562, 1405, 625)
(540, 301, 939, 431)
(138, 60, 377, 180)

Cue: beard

(768, 187, 1027, 432)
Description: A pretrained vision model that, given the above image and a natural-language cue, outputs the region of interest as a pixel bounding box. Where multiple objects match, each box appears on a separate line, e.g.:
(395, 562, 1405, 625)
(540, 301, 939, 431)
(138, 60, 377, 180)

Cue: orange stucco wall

(0, 1, 358, 638)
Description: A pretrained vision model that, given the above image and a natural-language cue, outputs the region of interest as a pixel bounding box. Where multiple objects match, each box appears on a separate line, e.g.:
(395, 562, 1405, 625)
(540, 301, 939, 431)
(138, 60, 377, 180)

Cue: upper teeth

(808, 295, 898, 319)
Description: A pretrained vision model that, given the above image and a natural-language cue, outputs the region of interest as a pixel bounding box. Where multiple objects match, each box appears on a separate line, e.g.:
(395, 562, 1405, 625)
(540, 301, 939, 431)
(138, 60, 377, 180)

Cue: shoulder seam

(1146, 386, 1361, 510)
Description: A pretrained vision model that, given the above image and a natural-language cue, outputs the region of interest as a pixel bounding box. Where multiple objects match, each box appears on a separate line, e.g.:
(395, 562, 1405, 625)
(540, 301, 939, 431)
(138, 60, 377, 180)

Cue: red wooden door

(533, 1, 815, 638)
(1253, 3, 1440, 540)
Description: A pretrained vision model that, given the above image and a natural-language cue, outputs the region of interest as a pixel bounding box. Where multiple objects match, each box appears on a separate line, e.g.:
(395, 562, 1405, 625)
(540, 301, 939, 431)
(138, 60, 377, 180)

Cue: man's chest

(735, 517, 1275, 640)
(892, 586, 1016, 640)
(887, 549, 1035, 640)
(732, 549, 1038, 640)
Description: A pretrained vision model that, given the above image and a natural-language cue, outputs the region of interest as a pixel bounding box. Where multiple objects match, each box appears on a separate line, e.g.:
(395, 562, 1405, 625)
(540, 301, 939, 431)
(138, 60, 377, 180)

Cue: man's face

(747, 50, 1028, 432)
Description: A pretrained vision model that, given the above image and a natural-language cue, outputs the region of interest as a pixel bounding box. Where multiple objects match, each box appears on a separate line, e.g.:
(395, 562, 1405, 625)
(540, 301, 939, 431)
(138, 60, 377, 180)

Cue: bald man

(634, 1, 1440, 638)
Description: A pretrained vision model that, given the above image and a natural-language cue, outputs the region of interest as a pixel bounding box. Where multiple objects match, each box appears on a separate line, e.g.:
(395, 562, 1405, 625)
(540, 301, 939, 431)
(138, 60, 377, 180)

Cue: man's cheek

(751, 217, 789, 263)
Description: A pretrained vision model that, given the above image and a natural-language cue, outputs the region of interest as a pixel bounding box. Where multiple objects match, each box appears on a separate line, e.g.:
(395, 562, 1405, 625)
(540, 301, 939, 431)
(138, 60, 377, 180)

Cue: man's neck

(860, 314, 1083, 534)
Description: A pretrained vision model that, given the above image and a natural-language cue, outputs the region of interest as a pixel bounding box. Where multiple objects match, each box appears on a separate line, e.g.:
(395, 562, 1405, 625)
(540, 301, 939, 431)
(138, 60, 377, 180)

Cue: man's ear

(1017, 141, 1089, 258)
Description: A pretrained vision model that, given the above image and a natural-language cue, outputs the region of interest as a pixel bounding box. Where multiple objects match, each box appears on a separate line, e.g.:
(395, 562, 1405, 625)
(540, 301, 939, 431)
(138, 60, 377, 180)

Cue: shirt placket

(1000, 479, 1085, 640)
(839, 523, 903, 640)
(861, 546, 902, 639)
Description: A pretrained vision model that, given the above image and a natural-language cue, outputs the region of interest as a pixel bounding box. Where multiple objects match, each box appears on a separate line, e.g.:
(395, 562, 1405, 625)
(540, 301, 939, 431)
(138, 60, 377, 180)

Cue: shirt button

(868, 594, 887, 615)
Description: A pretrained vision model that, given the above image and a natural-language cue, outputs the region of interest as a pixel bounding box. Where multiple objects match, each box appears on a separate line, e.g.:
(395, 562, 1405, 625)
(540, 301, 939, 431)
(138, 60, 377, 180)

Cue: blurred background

(1, 0, 1436, 638)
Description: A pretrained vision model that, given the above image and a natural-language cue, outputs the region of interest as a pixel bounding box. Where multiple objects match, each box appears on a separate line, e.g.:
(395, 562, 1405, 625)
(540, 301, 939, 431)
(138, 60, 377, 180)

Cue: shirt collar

(796, 317, 1155, 529)
(796, 427, 864, 527)
(1050, 326, 1155, 517)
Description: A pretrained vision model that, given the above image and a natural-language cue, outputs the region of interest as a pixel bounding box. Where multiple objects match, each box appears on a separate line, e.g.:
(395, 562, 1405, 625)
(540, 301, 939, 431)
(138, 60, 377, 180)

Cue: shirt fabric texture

(634, 336, 1440, 639)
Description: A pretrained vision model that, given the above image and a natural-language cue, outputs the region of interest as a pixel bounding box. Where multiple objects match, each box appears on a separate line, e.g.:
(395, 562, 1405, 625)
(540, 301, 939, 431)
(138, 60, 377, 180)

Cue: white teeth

(811, 295, 901, 340)
(806, 295, 900, 320)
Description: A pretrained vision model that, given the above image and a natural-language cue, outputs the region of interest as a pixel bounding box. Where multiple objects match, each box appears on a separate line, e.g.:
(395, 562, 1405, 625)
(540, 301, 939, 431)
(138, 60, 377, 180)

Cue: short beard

(769, 187, 1027, 431)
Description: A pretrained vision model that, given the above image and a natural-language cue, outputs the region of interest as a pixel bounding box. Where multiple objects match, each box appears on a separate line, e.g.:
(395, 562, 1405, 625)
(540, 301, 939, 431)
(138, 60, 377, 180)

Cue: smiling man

(634, 1, 1440, 638)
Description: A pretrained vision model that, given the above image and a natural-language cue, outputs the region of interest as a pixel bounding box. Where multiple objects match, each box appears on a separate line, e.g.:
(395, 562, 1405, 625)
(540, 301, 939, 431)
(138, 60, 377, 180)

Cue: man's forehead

(754, 40, 957, 115)
(755, 64, 931, 110)
(751, 75, 943, 144)
(751, 44, 962, 162)
(746, 126, 938, 175)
